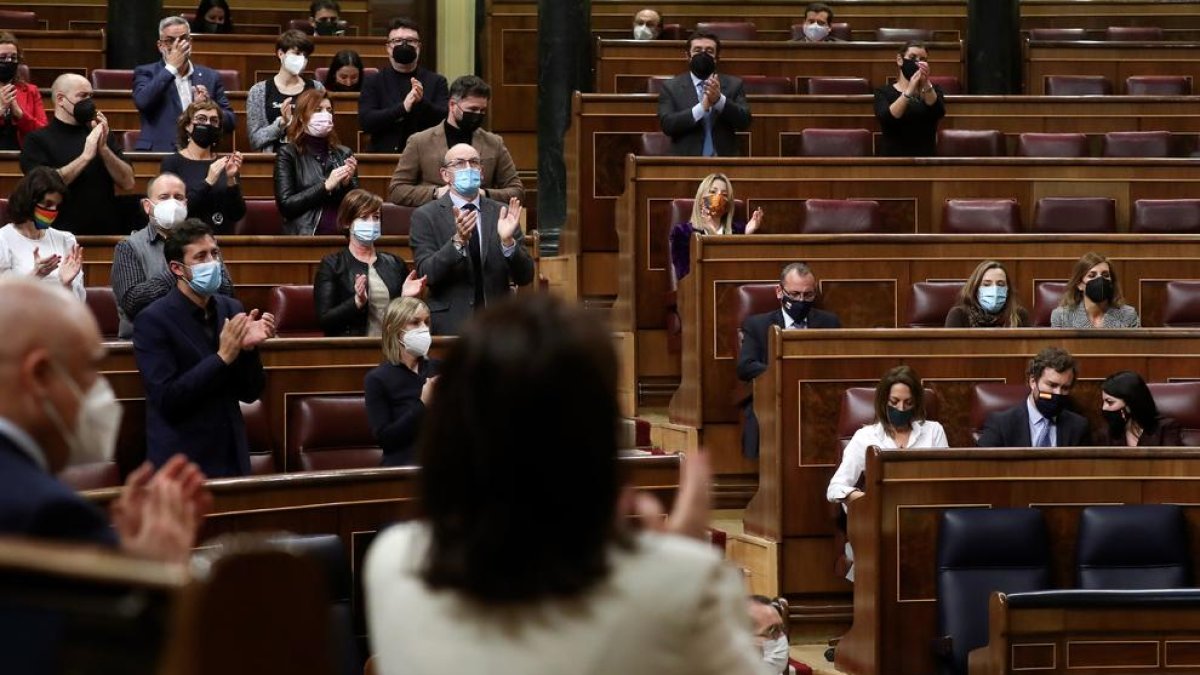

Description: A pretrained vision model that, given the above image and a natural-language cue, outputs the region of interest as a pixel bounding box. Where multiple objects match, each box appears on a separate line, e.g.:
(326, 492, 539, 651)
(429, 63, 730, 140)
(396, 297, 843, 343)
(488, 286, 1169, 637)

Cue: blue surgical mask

(187, 260, 222, 296)
(452, 167, 482, 198)
(977, 285, 1007, 313)
(351, 218, 380, 243)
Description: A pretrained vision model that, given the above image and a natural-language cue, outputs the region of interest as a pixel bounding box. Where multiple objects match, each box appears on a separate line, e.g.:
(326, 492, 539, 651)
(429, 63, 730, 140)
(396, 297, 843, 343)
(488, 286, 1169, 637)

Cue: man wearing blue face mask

(133, 220, 275, 477)
(977, 346, 1091, 448)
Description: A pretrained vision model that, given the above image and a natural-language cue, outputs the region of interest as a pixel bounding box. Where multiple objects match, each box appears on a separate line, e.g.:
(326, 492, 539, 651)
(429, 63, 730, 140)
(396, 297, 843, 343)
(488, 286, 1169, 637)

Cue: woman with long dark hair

(1099, 371, 1183, 446)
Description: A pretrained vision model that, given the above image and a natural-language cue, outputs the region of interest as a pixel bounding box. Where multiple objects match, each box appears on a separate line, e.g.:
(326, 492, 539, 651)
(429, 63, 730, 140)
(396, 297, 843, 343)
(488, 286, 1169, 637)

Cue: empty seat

(969, 383, 1030, 441)
(1032, 281, 1067, 327)
(636, 131, 673, 157)
(1028, 28, 1089, 41)
(659, 24, 683, 40)
(286, 394, 381, 471)
(234, 199, 284, 235)
(1044, 75, 1112, 96)
(287, 18, 317, 34)
(805, 77, 871, 95)
(796, 128, 872, 157)
(90, 69, 134, 89)
(1125, 75, 1192, 95)
(800, 199, 882, 234)
(942, 199, 1021, 234)
(1105, 26, 1163, 41)
(1077, 505, 1189, 589)
(937, 508, 1052, 675)
(790, 22, 852, 42)
(928, 76, 962, 95)
(84, 286, 121, 340)
(1147, 381, 1200, 446)
(266, 285, 322, 337)
(694, 22, 756, 41)
(1133, 199, 1200, 234)
(936, 129, 1005, 157)
(1162, 280, 1200, 327)
(380, 203, 415, 235)
(121, 130, 141, 153)
(314, 66, 378, 83)
(1016, 132, 1089, 158)
(740, 76, 794, 95)
(0, 10, 38, 30)
(907, 281, 963, 327)
(216, 69, 241, 91)
(1032, 197, 1117, 233)
(241, 399, 277, 475)
(875, 27, 933, 42)
(1101, 130, 1171, 158)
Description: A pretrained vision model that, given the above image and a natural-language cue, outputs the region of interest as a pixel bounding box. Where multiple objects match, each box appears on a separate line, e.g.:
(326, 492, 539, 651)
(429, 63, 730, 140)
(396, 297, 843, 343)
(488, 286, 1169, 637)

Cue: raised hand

(31, 247, 60, 278)
(205, 156, 229, 185)
(112, 455, 211, 563)
(400, 269, 427, 298)
(744, 207, 765, 234)
(497, 197, 523, 245)
(241, 308, 275, 349)
(225, 152, 243, 179)
(191, 83, 210, 103)
(0, 83, 14, 113)
(165, 37, 190, 71)
(404, 78, 424, 112)
(419, 375, 438, 405)
(58, 244, 83, 285)
(82, 123, 104, 160)
(702, 75, 721, 109)
(280, 96, 294, 125)
(622, 450, 713, 542)
(353, 273, 368, 308)
(452, 206, 477, 248)
(217, 312, 250, 363)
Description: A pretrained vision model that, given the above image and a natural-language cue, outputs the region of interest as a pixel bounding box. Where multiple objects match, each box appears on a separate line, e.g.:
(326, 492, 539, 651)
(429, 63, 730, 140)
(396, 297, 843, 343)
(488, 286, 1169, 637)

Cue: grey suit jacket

(657, 72, 751, 156)
(409, 194, 536, 335)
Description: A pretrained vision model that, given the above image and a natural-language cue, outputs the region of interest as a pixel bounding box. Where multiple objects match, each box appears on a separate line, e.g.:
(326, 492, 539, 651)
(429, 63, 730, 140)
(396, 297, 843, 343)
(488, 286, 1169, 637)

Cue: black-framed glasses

(191, 115, 220, 125)
(386, 38, 421, 47)
(781, 288, 817, 302)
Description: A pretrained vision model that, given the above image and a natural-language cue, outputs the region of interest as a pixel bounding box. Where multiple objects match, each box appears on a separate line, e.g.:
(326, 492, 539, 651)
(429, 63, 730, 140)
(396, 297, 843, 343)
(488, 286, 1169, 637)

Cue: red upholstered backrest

(266, 285, 322, 337)
(907, 281, 964, 328)
(668, 198, 748, 227)
(875, 27, 933, 42)
(801, 199, 882, 234)
(1033, 281, 1068, 327)
(1101, 131, 1171, 158)
(741, 76, 795, 95)
(734, 283, 780, 350)
(1105, 26, 1163, 41)
(797, 128, 872, 157)
(381, 203, 415, 235)
(645, 76, 671, 94)
(85, 287, 121, 339)
(942, 199, 1021, 234)
(286, 394, 381, 471)
(805, 77, 871, 95)
(660, 24, 683, 40)
(287, 18, 315, 34)
(59, 461, 122, 490)
(90, 69, 134, 89)
(1032, 197, 1116, 234)
(637, 131, 673, 156)
(216, 69, 241, 91)
(970, 383, 1030, 441)
(1028, 28, 1089, 41)
(1044, 75, 1113, 96)
(1162, 281, 1200, 328)
(837, 386, 941, 451)
(695, 22, 757, 40)
(936, 129, 1005, 157)
(234, 200, 284, 235)
(928, 76, 963, 94)
(790, 22, 852, 41)
(0, 10, 38, 30)
(240, 399, 277, 475)
(1017, 132, 1089, 158)
(1132, 199, 1200, 234)
(1147, 382, 1200, 446)
(1125, 76, 1192, 96)
(121, 130, 140, 152)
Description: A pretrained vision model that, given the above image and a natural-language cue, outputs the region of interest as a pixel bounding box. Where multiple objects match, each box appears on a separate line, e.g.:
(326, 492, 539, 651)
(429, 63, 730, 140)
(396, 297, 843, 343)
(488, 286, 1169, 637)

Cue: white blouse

(0, 224, 85, 301)
(826, 420, 948, 502)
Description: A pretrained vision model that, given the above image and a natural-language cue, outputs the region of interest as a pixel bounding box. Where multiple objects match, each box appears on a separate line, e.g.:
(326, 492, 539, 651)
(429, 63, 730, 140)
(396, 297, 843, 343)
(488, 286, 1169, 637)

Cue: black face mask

(900, 58, 921, 80)
(1034, 391, 1067, 420)
(1102, 408, 1128, 437)
(689, 52, 716, 80)
(69, 97, 96, 125)
(782, 297, 812, 324)
(1084, 276, 1115, 304)
(190, 124, 221, 149)
(0, 61, 17, 84)
(391, 43, 418, 65)
(886, 405, 915, 428)
(200, 21, 224, 34)
(314, 20, 340, 36)
(330, 80, 359, 92)
(457, 110, 486, 134)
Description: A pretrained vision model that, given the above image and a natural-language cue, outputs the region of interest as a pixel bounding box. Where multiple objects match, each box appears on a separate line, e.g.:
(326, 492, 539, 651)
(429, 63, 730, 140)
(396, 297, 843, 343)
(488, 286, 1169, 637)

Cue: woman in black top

(323, 50, 365, 92)
(159, 100, 245, 233)
(190, 0, 234, 33)
(313, 188, 425, 336)
(364, 296, 438, 466)
(873, 41, 946, 156)
(274, 88, 358, 235)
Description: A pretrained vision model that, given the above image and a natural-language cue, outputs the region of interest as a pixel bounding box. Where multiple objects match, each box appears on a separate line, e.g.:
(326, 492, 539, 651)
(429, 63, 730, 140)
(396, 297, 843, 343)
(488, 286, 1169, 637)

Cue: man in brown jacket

(386, 75, 524, 207)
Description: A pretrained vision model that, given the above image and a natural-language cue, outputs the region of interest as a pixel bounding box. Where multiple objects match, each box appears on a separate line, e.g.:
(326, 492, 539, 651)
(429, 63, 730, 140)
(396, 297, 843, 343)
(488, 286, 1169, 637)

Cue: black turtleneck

(443, 120, 474, 148)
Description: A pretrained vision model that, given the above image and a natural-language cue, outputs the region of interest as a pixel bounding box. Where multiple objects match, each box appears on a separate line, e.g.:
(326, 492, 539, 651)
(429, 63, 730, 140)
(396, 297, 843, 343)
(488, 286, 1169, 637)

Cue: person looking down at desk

(1099, 370, 1183, 447)
(874, 40, 945, 157)
(657, 31, 752, 157)
(944, 260, 1030, 328)
(668, 172, 764, 281)
(1051, 252, 1140, 328)
(977, 346, 1092, 448)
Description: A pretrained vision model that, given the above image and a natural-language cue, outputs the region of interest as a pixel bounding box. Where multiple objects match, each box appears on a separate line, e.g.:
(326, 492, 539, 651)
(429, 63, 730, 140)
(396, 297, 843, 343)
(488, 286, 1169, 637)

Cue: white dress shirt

(1026, 396, 1057, 447)
(826, 420, 949, 502)
(449, 191, 516, 258)
(165, 62, 194, 108)
(689, 72, 727, 122)
(0, 224, 86, 301)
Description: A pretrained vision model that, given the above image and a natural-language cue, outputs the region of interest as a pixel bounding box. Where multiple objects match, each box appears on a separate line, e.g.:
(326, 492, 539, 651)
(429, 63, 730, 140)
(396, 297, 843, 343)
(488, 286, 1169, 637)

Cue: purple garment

(668, 220, 747, 281)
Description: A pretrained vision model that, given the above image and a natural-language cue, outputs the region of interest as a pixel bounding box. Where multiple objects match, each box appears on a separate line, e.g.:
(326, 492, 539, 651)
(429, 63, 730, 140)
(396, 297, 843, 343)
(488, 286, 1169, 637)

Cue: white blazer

(826, 420, 949, 502)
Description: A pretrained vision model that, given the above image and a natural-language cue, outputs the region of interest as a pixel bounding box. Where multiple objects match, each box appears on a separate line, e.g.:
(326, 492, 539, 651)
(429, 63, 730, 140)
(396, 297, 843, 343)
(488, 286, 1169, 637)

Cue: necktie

(698, 81, 715, 157)
(1035, 417, 1052, 448)
(462, 203, 485, 310)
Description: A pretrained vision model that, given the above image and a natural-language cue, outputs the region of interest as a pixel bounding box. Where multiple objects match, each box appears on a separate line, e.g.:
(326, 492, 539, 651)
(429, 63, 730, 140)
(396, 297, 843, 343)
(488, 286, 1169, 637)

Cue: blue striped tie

(698, 81, 715, 157)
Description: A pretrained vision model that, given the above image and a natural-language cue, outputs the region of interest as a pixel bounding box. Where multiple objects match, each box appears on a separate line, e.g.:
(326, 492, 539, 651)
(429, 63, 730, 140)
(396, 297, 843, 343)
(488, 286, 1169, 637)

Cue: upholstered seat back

(1032, 281, 1067, 327)
(1044, 76, 1113, 96)
(805, 77, 871, 95)
(1132, 199, 1200, 234)
(969, 383, 1030, 441)
(234, 200, 284, 235)
(241, 399, 277, 474)
(741, 75, 794, 95)
(314, 67, 379, 83)
(381, 203, 415, 235)
(1017, 132, 1089, 157)
(1102, 131, 1171, 158)
(837, 386, 940, 452)
(801, 199, 882, 234)
(1163, 280, 1200, 328)
(636, 131, 673, 156)
(942, 199, 1021, 234)
(695, 21, 757, 40)
(936, 129, 1005, 158)
(1146, 381, 1200, 446)
(928, 76, 962, 94)
(1105, 26, 1163, 41)
(733, 283, 780, 351)
(286, 394, 382, 471)
(85, 286, 121, 339)
(1032, 197, 1116, 233)
(90, 69, 134, 89)
(908, 281, 963, 327)
(797, 128, 872, 157)
(1125, 75, 1192, 96)
(1028, 28, 1088, 41)
(1077, 505, 1190, 589)
(266, 534, 358, 675)
(267, 285, 322, 337)
(875, 27, 933, 42)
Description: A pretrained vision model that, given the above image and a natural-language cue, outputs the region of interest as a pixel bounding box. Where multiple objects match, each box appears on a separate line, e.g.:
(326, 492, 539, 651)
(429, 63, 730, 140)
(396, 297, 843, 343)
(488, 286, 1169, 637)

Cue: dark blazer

(977, 401, 1092, 448)
(364, 359, 439, 467)
(314, 248, 411, 336)
(1098, 416, 1185, 447)
(132, 61, 236, 151)
(736, 308, 842, 458)
(273, 141, 358, 235)
(133, 288, 265, 477)
(657, 72, 751, 157)
(0, 433, 116, 545)
(409, 194, 536, 335)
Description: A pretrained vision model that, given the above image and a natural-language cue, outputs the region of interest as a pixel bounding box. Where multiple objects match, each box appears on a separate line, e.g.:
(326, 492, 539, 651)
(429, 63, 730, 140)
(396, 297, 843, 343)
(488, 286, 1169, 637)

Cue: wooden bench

(1026, 41, 1200, 94)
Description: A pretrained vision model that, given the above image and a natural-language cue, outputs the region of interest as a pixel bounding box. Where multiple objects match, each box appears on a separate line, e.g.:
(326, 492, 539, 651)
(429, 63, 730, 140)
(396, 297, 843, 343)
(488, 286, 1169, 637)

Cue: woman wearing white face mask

(247, 29, 324, 152)
(0, 167, 85, 301)
(314, 189, 426, 336)
(274, 88, 357, 235)
(365, 296, 438, 466)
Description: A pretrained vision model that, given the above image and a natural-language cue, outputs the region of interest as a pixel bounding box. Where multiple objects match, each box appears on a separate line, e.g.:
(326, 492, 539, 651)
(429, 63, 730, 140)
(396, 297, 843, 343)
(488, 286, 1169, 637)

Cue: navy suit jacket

(133, 288, 265, 477)
(132, 60, 236, 151)
(976, 402, 1092, 448)
(0, 432, 116, 545)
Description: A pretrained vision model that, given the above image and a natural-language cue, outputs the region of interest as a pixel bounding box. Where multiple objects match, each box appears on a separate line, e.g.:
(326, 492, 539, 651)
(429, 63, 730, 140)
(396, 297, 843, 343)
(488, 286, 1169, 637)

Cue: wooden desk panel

(1026, 42, 1200, 94)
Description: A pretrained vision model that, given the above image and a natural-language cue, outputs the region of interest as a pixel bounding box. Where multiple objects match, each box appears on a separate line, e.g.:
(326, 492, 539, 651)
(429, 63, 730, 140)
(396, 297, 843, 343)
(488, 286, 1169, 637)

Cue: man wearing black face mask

(358, 17, 449, 153)
(657, 32, 751, 157)
(977, 346, 1092, 448)
(736, 263, 841, 459)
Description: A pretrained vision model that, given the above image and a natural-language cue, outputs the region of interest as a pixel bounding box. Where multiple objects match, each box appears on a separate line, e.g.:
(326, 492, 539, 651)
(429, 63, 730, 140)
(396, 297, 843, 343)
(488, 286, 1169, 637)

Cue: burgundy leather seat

(1044, 75, 1112, 96)
(805, 77, 871, 95)
(121, 130, 141, 153)
(1032, 197, 1117, 234)
(637, 131, 673, 156)
(1028, 28, 1089, 41)
(241, 399, 277, 475)
(1032, 281, 1067, 327)
(694, 22, 757, 41)
(1105, 26, 1163, 41)
(286, 394, 381, 471)
(0, 10, 38, 30)
(90, 69, 134, 89)
(733, 283, 781, 355)
(907, 281, 964, 327)
(1146, 382, 1200, 446)
(1131, 199, 1200, 234)
(215, 70, 241, 91)
(942, 199, 1021, 234)
(85, 287, 121, 340)
(1162, 281, 1200, 328)
(970, 383, 1029, 441)
(659, 24, 683, 40)
(1016, 132, 1089, 158)
(839, 386, 941, 445)
(801, 199, 882, 234)
(790, 22, 851, 41)
(741, 76, 794, 95)
(1125, 75, 1192, 96)
(928, 76, 963, 94)
(59, 461, 122, 490)
(234, 200, 284, 235)
(644, 76, 671, 95)
(936, 129, 1005, 157)
(796, 128, 872, 157)
(381, 203, 415, 235)
(266, 285, 322, 337)
(314, 66, 379, 83)
(875, 27, 933, 42)
(1101, 131, 1171, 158)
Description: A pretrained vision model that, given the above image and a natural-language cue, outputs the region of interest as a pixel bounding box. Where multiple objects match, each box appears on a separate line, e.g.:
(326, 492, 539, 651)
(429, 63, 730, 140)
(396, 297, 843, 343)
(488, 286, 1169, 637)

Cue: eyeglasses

(755, 624, 785, 641)
(444, 158, 482, 169)
(0, 56, 18, 64)
(386, 38, 421, 47)
(781, 288, 817, 302)
(191, 115, 220, 125)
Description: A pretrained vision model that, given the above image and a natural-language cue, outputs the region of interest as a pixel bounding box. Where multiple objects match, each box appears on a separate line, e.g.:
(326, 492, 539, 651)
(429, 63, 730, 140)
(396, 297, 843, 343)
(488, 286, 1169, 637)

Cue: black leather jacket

(313, 247, 410, 336)
(273, 142, 358, 235)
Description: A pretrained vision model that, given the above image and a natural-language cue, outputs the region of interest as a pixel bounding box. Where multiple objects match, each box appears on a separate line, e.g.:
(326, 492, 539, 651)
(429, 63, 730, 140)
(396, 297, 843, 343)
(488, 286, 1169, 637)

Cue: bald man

(409, 143, 534, 335)
(633, 8, 662, 39)
(19, 74, 135, 235)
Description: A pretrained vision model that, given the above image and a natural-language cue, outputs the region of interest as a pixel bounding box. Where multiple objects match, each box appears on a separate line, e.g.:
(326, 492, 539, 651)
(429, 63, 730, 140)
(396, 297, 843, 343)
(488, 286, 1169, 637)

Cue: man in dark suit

(410, 143, 536, 335)
(737, 262, 842, 458)
(134, 220, 274, 477)
(656, 31, 752, 157)
(977, 346, 1092, 448)
(132, 16, 236, 151)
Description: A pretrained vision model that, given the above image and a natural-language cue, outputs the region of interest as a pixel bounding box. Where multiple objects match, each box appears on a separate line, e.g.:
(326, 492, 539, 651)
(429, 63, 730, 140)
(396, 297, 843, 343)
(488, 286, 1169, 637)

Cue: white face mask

(351, 218, 380, 243)
(402, 326, 431, 358)
(762, 636, 790, 673)
(282, 52, 307, 76)
(632, 24, 655, 40)
(41, 362, 123, 468)
(152, 198, 187, 230)
(803, 23, 831, 41)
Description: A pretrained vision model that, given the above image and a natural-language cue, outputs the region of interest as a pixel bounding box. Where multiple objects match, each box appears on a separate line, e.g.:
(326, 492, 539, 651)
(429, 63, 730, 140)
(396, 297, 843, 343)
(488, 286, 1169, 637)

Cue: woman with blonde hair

(1051, 252, 1139, 328)
(944, 260, 1028, 327)
(668, 172, 763, 280)
(364, 296, 437, 467)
